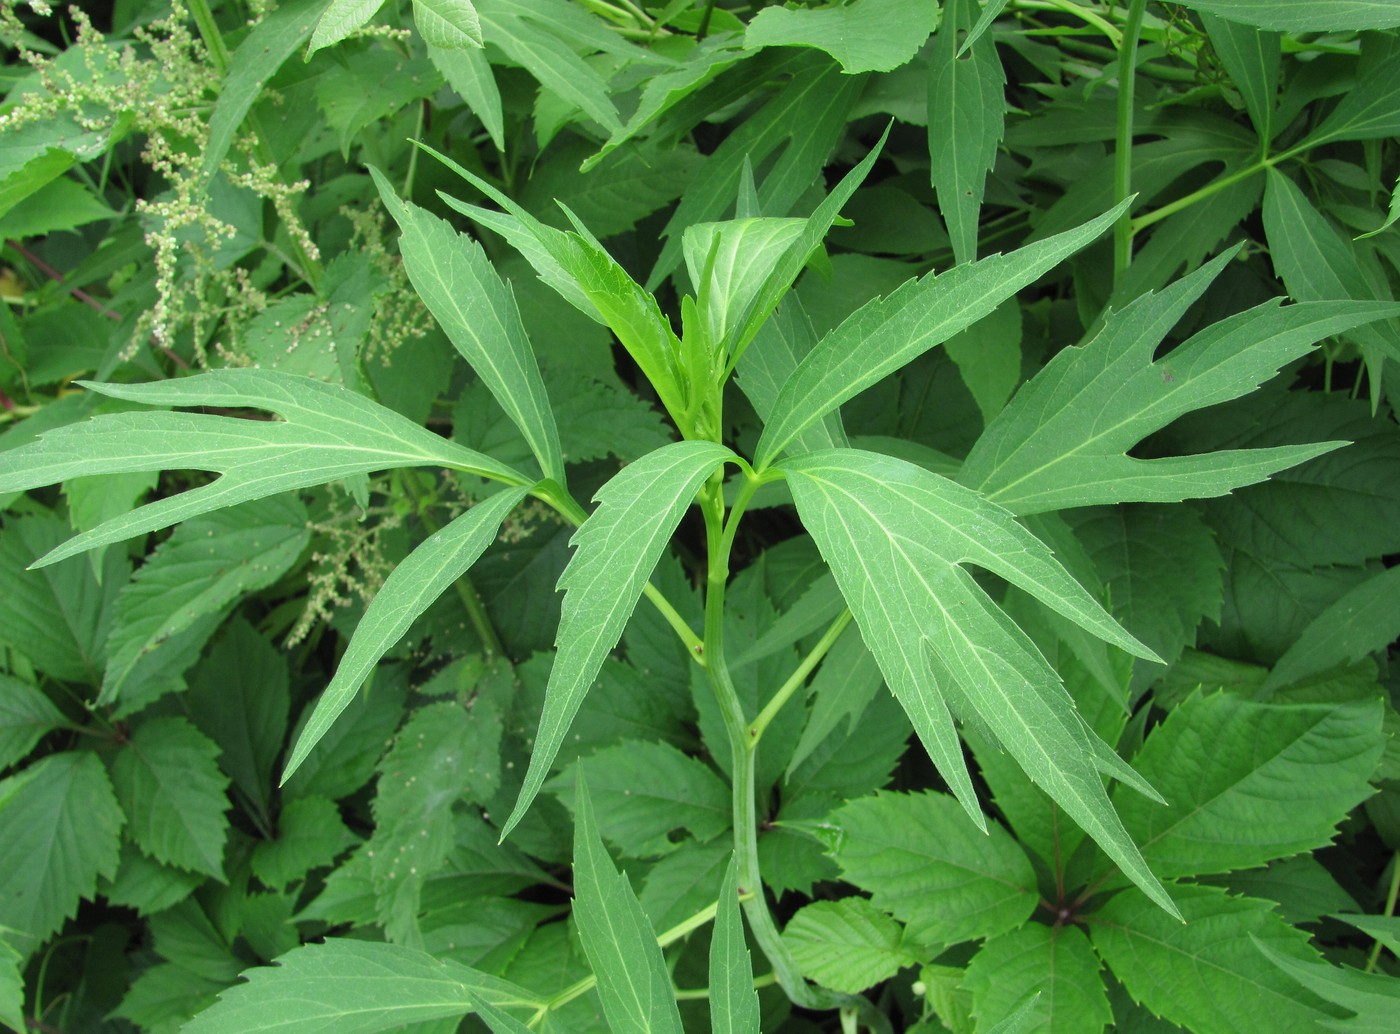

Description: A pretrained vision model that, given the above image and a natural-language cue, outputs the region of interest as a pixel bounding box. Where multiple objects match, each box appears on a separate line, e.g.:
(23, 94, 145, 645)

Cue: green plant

(1, 1, 1399, 1032)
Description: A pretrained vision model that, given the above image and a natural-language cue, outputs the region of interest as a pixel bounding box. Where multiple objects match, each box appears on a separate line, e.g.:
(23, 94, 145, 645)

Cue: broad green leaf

(0, 370, 528, 569)
(783, 898, 916, 994)
(308, 0, 384, 55)
(1297, 45, 1400, 147)
(202, 0, 327, 185)
(315, 54, 442, 158)
(468, 993, 537, 1034)
(371, 170, 563, 485)
(783, 450, 1175, 914)
(1262, 169, 1400, 400)
(0, 175, 116, 240)
(755, 201, 1127, 469)
(0, 118, 113, 220)
(1173, 0, 1400, 31)
(0, 752, 123, 955)
(428, 44, 504, 150)
(829, 791, 1038, 947)
(283, 487, 525, 781)
(182, 939, 542, 1034)
(737, 298, 850, 457)
(1255, 939, 1400, 1034)
(100, 496, 309, 708)
(283, 667, 408, 803)
(710, 857, 760, 1034)
(1263, 565, 1400, 692)
(149, 898, 243, 983)
(111, 961, 225, 1031)
(1091, 884, 1338, 1034)
(1217, 855, 1359, 928)
(111, 717, 230, 879)
(943, 297, 1021, 425)
(959, 0, 1012, 56)
(640, 840, 732, 934)
(961, 250, 1392, 513)
(0, 512, 125, 683)
(502, 441, 733, 838)
(187, 620, 290, 827)
(1114, 693, 1383, 879)
(0, 674, 69, 772)
(965, 924, 1111, 1034)
(1200, 13, 1280, 143)
(683, 217, 805, 351)
(744, 0, 936, 74)
(551, 740, 729, 858)
(0, 933, 22, 1033)
(929, 0, 1006, 265)
(414, 0, 482, 49)
(102, 842, 205, 916)
(251, 796, 357, 891)
(572, 771, 684, 1034)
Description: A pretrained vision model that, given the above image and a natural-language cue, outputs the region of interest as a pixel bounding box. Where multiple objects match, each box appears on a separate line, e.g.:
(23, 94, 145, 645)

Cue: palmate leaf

(710, 856, 760, 1034)
(501, 442, 733, 838)
(371, 168, 563, 485)
(182, 939, 542, 1034)
(754, 200, 1128, 469)
(781, 449, 1177, 916)
(0, 370, 528, 569)
(283, 487, 528, 782)
(572, 771, 684, 1034)
(961, 250, 1400, 514)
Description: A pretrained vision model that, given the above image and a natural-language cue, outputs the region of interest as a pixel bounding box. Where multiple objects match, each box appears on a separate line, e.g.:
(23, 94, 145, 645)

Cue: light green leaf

(943, 297, 1021, 425)
(372, 170, 562, 485)
(783, 898, 915, 994)
(929, 0, 1006, 265)
(782, 449, 1175, 915)
(203, 0, 327, 185)
(1173, 0, 1400, 31)
(251, 796, 357, 891)
(316, 53, 442, 158)
(1092, 884, 1337, 1034)
(829, 791, 1038, 947)
(502, 441, 733, 838)
(755, 201, 1127, 469)
(683, 217, 805, 351)
(572, 770, 684, 1034)
(0, 674, 69, 772)
(551, 740, 729, 858)
(965, 924, 1111, 1034)
(100, 496, 309, 708)
(0, 932, 22, 1033)
(710, 856, 760, 1034)
(429, 43, 504, 150)
(0, 370, 528, 569)
(283, 487, 526, 782)
(308, 0, 384, 55)
(0, 118, 113, 220)
(744, 0, 936, 74)
(414, 0, 482, 49)
(182, 939, 542, 1033)
(959, 0, 1011, 56)
(1263, 565, 1400, 692)
(1200, 13, 1280, 143)
(962, 249, 1392, 513)
(0, 175, 116, 240)
(283, 667, 408, 803)
(111, 717, 230, 879)
(786, 620, 884, 776)
(468, 992, 537, 1034)
(737, 298, 850, 457)
(1298, 44, 1400, 146)
(1115, 694, 1383, 879)
(1255, 939, 1400, 1034)
(0, 752, 123, 955)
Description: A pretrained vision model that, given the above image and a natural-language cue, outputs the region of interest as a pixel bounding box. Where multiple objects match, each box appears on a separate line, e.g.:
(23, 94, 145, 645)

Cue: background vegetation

(1, 0, 1399, 1031)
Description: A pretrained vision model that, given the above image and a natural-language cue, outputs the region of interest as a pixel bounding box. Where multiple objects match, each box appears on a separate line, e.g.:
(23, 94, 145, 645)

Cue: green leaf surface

(929, 0, 1006, 264)
(0, 933, 22, 1033)
(202, 0, 327, 185)
(316, 53, 442, 157)
(182, 939, 541, 1033)
(1255, 939, 1400, 1034)
(283, 667, 408, 802)
(1200, 13, 1280, 143)
(0, 751, 123, 954)
(287, 488, 529, 783)
(110, 717, 230, 879)
(251, 796, 357, 891)
(1091, 884, 1339, 1034)
(429, 43, 504, 150)
(0, 370, 527, 568)
(1298, 44, 1400, 146)
(965, 924, 1111, 1034)
(102, 841, 204, 916)
(1173, 0, 1400, 31)
(502, 441, 732, 838)
(1263, 565, 1400, 692)
(781, 449, 1171, 914)
(710, 856, 760, 1034)
(783, 898, 915, 994)
(0, 674, 68, 773)
(414, 0, 482, 49)
(571, 771, 684, 1034)
(962, 250, 1388, 513)
(551, 740, 729, 858)
(1214, 856, 1359, 928)
(372, 170, 562, 485)
(308, 0, 384, 54)
(744, 0, 936, 74)
(829, 791, 1038, 948)
(943, 297, 1021, 425)
(1115, 693, 1383, 879)
(756, 201, 1126, 468)
(683, 217, 805, 351)
(100, 496, 308, 707)
(0, 175, 116, 240)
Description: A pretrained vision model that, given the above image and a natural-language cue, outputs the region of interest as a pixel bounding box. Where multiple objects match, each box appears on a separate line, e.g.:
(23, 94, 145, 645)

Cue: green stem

(1364, 851, 1400, 973)
(1113, 0, 1148, 285)
(1016, 0, 1123, 44)
(749, 608, 853, 745)
(696, 0, 717, 39)
(1131, 145, 1301, 232)
(675, 972, 778, 1001)
(187, 0, 231, 74)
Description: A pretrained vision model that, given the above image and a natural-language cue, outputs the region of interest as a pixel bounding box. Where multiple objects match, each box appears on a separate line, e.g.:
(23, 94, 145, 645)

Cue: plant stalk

(1113, 0, 1148, 285)
(749, 608, 853, 745)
